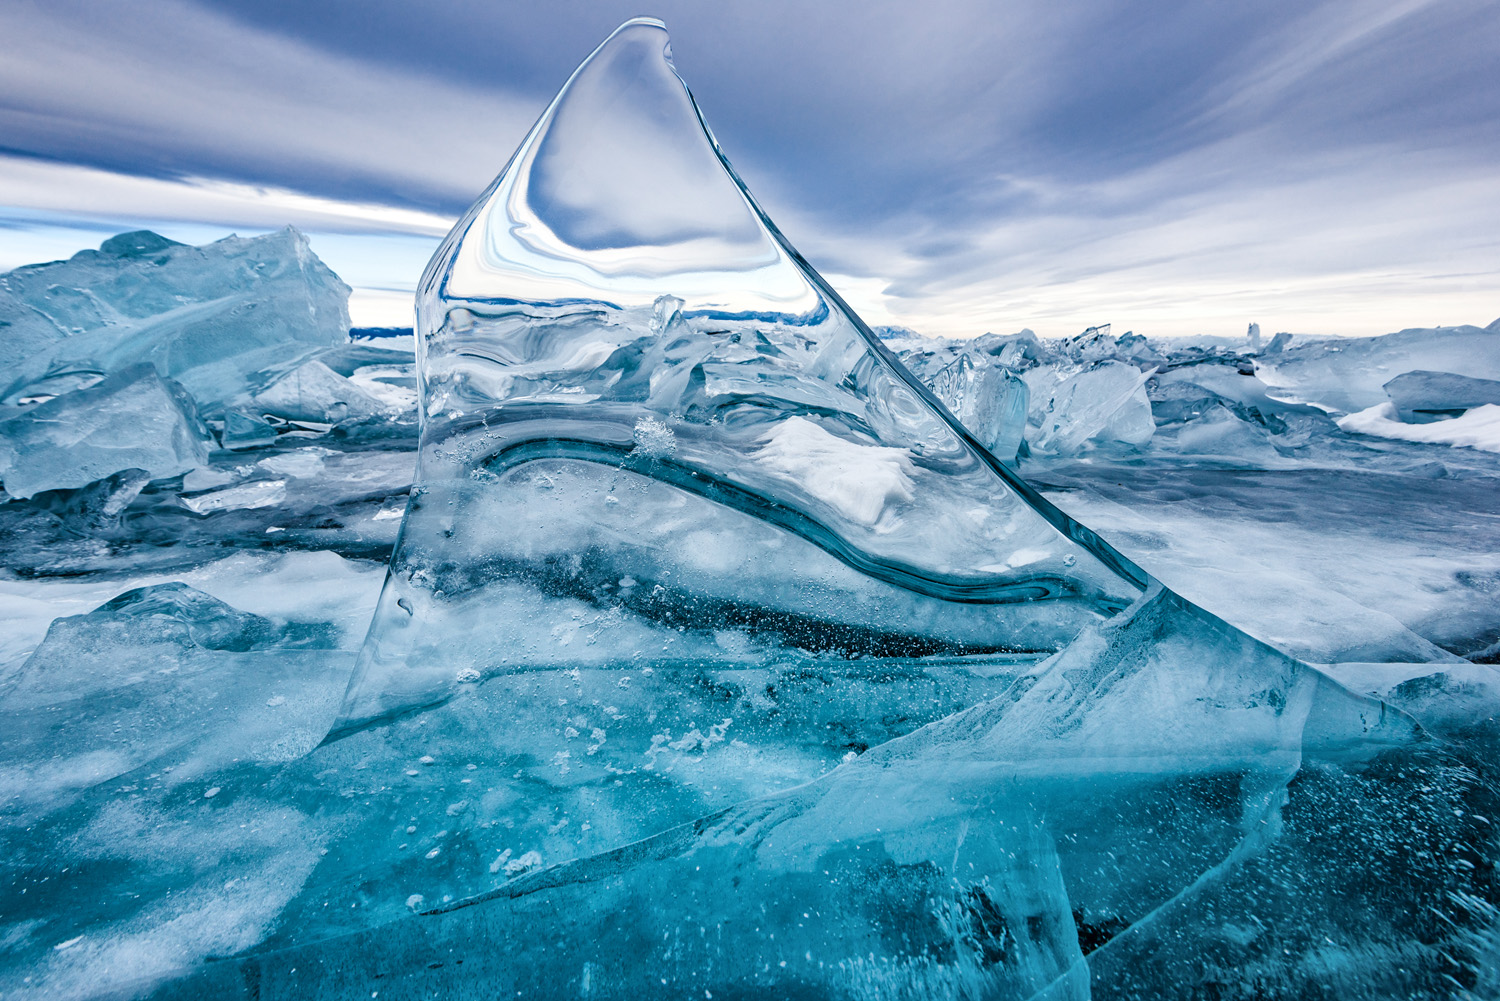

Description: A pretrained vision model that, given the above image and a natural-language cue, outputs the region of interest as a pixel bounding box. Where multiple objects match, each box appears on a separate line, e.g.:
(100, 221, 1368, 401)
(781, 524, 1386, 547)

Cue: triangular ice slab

(336, 17, 1147, 734)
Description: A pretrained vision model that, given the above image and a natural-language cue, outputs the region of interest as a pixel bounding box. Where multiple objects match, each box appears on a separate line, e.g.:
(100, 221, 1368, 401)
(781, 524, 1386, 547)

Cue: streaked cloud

(1, 0, 1496, 338)
(0, 156, 453, 236)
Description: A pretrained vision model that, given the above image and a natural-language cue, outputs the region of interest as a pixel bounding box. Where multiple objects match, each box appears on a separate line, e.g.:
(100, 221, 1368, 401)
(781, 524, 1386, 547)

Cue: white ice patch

(755, 417, 914, 527)
(1337, 402, 1500, 453)
(347, 365, 419, 411)
(632, 416, 677, 457)
(179, 479, 287, 514)
(257, 447, 334, 479)
(0, 550, 385, 669)
(373, 498, 407, 521)
(504, 849, 542, 876)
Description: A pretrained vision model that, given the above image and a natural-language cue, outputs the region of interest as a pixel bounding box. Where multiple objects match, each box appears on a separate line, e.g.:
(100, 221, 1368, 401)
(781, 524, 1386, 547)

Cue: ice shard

(336, 17, 1146, 734)
(0, 227, 350, 417)
(123, 18, 1492, 1000)
(930, 352, 1029, 463)
(0, 363, 211, 499)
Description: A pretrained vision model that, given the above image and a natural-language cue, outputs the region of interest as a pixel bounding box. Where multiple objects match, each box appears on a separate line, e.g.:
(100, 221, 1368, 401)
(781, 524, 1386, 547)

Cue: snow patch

(755, 417, 914, 527)
(1338, 402, 1500, 453)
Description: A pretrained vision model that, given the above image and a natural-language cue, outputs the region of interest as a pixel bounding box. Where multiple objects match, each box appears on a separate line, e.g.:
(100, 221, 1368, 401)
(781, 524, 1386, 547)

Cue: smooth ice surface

(0, 227, 349, 416)
(0, 364, 210, 499)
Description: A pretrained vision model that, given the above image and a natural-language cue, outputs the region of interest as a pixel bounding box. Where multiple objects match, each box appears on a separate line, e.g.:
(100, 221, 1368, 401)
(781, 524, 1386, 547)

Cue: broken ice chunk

(253, 359, 394, 424)
(929, 352, 1029, 462)
(1382, 369, 1500, 421)
(0, 363, 210, 499)
(9, 583, 277, 695)
(1029, 360, 1155, 455)
(334, 13, 1145, 735)
(220, 410, 279, 450)
(0, 582, 345, 816)
(0, 227, 350, 416)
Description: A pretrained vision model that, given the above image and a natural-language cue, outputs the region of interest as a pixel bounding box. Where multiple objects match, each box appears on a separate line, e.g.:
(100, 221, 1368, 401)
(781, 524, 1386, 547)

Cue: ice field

(2, 18, 1498, 1001)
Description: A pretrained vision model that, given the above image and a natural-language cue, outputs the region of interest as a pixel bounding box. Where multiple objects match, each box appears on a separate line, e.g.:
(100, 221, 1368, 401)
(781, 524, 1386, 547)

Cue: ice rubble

(0, 16, 1497, 1001)
(890, 315, 1500, 468)
(0, 227, 349, 417)
(1253, 319, 1500, 414)
(895, 320, 1500, 663)
(0, 231, 417, 570)
(929, 352, 1028, 462)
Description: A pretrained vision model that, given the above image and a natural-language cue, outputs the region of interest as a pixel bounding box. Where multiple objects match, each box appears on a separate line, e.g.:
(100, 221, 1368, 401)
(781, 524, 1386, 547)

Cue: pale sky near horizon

(1, 0, 1497, 339)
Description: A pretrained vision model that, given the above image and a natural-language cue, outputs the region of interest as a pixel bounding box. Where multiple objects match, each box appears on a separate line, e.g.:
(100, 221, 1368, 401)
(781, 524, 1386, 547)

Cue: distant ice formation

(0, 363, 210, 498)
(0, 227, 349, 416)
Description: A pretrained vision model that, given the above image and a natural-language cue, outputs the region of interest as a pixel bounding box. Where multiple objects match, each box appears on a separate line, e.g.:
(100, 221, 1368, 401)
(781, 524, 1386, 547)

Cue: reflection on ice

(338, 16, 1145, 736)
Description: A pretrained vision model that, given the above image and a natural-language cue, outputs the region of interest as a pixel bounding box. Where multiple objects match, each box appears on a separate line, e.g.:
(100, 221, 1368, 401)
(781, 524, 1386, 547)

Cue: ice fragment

(0, 228, 350, 416)
(0, 363, 210, 499)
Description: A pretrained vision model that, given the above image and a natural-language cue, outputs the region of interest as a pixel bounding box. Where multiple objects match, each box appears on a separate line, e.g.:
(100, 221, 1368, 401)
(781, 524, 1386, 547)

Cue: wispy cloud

(1, 0, 1496, 338)
(0, 156, 453, 236)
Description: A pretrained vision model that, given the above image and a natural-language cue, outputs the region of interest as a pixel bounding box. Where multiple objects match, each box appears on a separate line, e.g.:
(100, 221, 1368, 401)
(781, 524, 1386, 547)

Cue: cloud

(0, 0, 541, 209)
(0, 155, 453, 236)
(0, 0, 1496, 338)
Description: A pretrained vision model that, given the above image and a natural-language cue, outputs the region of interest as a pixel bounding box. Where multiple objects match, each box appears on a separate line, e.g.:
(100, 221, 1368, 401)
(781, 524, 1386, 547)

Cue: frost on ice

(1, 15, 1498, 1001)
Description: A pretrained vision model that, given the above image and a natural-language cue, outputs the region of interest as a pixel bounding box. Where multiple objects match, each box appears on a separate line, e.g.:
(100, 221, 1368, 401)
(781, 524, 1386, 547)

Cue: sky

(1, 0, 1497, 339)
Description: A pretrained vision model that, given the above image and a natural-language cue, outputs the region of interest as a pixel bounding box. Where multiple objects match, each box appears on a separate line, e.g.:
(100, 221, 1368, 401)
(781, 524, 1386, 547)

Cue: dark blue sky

(1, 0, 1496, 336)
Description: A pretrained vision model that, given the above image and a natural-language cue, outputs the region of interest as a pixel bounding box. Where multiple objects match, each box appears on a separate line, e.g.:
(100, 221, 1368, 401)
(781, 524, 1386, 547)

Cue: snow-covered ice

(1338, 401, 1500, 453)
